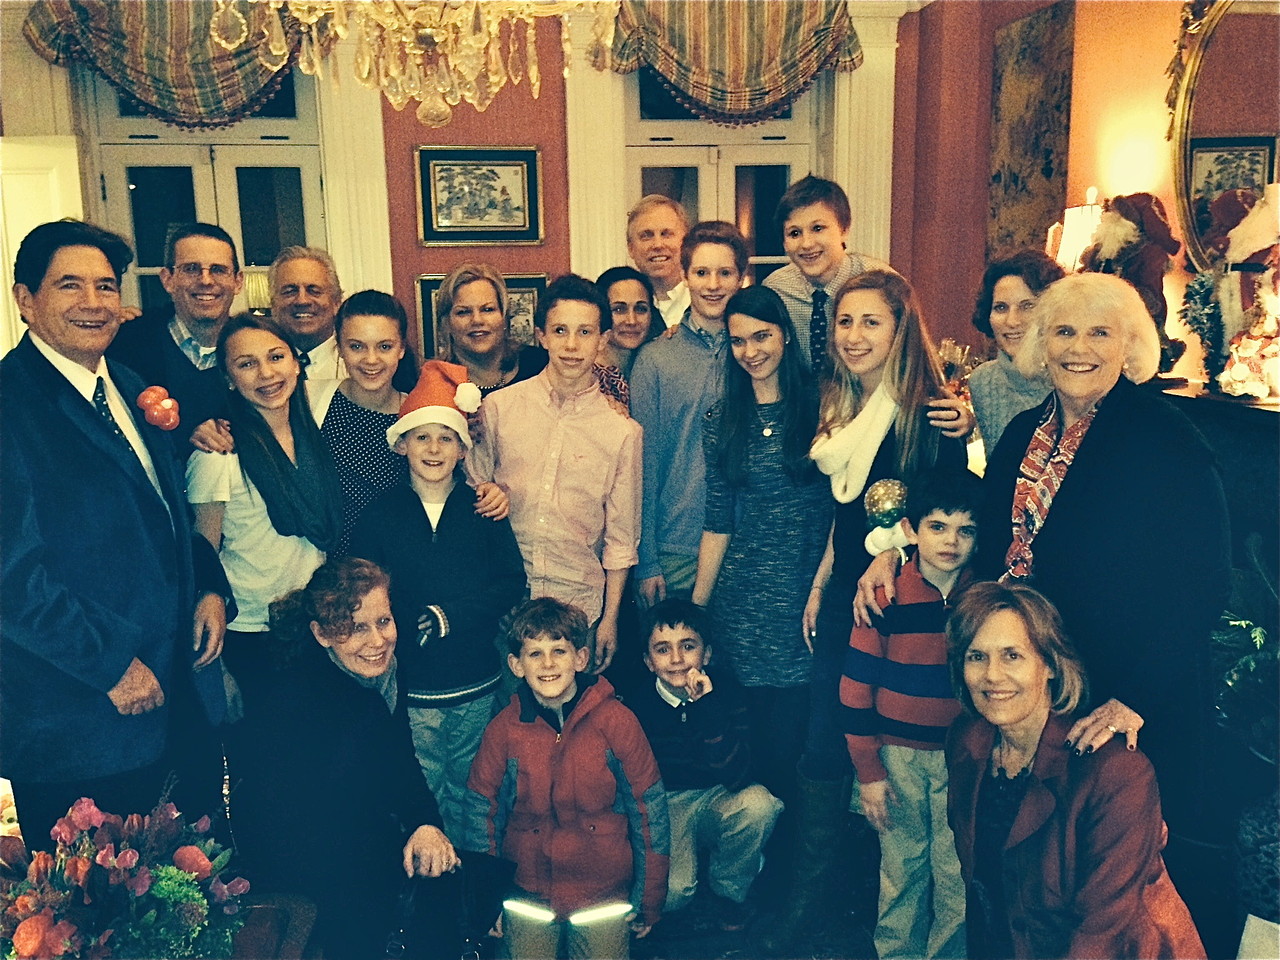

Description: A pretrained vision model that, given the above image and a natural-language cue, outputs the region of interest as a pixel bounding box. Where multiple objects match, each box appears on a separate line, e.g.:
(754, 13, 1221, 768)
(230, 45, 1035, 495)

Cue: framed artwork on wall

(1189, 136, 1277, 237)
(417, 273, 548, 358)
(417, 146, 543, 245)
(987, 0, 1073, 258)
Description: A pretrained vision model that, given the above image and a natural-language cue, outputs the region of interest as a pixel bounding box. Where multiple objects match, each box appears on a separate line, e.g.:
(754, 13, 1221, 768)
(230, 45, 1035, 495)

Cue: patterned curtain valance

(22, 0, 298, 130)
(610, 0, 862, 126)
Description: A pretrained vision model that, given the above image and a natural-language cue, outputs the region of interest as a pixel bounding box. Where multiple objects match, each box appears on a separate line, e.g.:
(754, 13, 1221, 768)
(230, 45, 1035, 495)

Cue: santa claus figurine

(1217, 183, 1279, 399)
(1081, 192, 1186, 373)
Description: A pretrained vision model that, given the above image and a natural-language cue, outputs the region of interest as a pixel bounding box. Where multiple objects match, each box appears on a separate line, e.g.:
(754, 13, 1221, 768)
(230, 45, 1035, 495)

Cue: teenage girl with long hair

(690, 284, 831, 807)
(766, 270, 973, 948)
(187, 314, 343, 704)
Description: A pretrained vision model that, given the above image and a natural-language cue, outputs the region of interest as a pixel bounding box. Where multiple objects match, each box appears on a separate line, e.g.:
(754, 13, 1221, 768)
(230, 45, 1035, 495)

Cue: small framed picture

(418, 147, 543, 245)
(417, 273, 548, 359)
(1189, 136, 1277, 236)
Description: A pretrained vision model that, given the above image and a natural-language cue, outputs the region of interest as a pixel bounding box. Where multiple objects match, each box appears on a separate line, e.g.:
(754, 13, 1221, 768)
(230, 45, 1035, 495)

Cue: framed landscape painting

(1189, 136, 1277, 237)
(418, 146, 543, 245)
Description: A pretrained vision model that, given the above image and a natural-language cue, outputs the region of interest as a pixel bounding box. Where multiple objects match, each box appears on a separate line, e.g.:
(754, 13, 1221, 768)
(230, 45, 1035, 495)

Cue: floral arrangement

(1, 797, 249, 960)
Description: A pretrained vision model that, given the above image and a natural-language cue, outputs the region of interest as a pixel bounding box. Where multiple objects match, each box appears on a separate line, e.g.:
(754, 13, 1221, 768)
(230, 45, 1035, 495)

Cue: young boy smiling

(627, 599, 782, 930)
(840, 468, 982, 960)
(348, 359, 526, 838)
(464, 597, 669, 959)
(467, 274, 642, 674)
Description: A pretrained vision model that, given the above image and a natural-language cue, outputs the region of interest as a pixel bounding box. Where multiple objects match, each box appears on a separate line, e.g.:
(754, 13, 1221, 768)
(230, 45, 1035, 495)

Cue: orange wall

(1066, 1, 1196, 375)
(1066, 2, 1180, 210)
(381, 18, 572, 354)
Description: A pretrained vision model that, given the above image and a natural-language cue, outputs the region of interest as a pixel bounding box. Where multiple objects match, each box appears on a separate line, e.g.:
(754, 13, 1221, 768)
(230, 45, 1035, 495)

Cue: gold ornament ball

(865, 478, 909, 529)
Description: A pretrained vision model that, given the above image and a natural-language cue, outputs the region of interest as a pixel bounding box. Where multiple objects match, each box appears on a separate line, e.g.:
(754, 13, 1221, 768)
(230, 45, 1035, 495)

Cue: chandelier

(210, 1, 617, 127)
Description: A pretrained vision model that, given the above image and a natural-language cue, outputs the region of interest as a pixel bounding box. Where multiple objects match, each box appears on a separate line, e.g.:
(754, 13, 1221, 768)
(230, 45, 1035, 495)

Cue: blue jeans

(407, 694, 497, 839)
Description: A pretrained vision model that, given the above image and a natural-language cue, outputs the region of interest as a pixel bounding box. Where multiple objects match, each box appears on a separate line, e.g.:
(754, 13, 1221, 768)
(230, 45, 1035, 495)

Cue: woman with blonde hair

(434, 262, 546, 396)
(436, 262, 629, 404)
(767, 270, 974, 950)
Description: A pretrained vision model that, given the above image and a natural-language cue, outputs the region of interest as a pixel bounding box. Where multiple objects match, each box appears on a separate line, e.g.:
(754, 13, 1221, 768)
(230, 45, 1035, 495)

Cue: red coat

(946, 714, 1205, 959)
(464, 674, 670, 926)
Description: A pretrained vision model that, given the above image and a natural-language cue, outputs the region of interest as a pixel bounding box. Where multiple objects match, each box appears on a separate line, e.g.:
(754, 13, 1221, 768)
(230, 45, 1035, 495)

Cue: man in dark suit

(106, 222, 242, 455)
(1, 220, 230, 847)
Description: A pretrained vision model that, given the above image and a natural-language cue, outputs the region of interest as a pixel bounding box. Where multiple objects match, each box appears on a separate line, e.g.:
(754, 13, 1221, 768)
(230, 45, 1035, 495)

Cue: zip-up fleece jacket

(462, 673, 670, 926)
(349, 477, 527, 707)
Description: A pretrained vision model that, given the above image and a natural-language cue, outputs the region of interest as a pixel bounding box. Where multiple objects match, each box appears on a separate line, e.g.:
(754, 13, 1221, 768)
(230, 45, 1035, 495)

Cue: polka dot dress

(321, 389, 408, 558)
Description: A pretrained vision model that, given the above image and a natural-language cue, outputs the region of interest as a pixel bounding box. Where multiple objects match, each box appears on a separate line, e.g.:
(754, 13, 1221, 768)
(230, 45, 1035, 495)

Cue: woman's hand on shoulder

(853, 550, 900, 626)
(190, 418, 235, 454)
(473, 481, 510, 520)
(927, 394, 975, 440)
(1064, 698, 1143, 756)
(402, 824, 459, 877)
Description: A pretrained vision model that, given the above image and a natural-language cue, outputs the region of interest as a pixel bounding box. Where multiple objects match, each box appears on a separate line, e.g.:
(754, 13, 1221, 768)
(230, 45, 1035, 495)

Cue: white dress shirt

(654, 281, 691, 329)
(30, 332, 165, 499)
(303, 334, 347, 380)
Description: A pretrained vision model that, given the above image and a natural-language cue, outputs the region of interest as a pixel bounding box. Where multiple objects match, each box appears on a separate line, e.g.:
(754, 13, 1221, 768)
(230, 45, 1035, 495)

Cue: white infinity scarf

(809, 382, 899, 504)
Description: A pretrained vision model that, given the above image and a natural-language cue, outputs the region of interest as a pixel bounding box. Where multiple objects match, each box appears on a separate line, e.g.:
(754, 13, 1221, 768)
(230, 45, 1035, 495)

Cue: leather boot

(760, 772, 848, 956)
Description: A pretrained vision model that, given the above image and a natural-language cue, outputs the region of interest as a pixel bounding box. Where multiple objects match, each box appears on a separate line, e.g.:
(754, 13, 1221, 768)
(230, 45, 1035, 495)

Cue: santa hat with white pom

(386, 359, 483, 449)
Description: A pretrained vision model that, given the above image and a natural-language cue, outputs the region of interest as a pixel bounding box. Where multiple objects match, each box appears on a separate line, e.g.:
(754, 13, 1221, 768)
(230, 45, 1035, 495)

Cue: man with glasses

(108, 223, 244, 453)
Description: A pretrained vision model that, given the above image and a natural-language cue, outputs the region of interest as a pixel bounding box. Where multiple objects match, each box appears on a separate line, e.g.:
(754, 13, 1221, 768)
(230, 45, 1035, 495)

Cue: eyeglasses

(174, 262, 235, 279)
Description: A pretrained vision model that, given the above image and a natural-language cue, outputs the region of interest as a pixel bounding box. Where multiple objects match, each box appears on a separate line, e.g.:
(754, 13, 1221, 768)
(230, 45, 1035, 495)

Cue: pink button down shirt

(466, 371, 642, 623)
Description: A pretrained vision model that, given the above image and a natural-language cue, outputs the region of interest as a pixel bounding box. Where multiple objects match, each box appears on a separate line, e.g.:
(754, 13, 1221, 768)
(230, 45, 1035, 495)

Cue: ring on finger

(1106, 724, 1118, 733)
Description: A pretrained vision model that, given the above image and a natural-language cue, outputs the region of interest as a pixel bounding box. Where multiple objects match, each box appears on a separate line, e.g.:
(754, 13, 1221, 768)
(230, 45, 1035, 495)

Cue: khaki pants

(500, 901, 631, 959)
(872, 745, 966, 960)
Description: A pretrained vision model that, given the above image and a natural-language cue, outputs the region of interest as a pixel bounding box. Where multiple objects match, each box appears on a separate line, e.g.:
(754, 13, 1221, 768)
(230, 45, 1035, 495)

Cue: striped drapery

(22, 0, 297, 130)
(610, 0, 862, 126)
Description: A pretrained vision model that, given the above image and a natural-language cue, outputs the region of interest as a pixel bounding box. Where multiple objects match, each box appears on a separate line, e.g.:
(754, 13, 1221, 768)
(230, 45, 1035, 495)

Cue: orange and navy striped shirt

(840, 555, 969, 784)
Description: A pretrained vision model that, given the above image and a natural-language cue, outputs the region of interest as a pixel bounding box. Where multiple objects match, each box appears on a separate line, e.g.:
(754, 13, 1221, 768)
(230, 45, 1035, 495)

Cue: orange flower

(12, 908, 52, 959)
(46, 918, 79, 957)
(29, 851, 54, 885)
(63, 856, 91, 889)
(172, 845, 212, 880)
(13, 893, 39, 918)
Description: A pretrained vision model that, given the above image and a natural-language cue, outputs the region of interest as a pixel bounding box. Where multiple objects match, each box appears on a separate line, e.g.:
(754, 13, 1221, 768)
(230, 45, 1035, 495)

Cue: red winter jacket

(463, 674, 670, 926)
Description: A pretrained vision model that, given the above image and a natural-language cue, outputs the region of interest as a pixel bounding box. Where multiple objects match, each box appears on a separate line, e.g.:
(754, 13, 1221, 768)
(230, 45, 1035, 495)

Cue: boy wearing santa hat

(349, 359, 528, 838)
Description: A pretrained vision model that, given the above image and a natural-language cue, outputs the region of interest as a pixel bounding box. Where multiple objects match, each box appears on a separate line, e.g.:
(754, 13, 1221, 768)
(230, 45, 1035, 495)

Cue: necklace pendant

(761, 426, 773, 437)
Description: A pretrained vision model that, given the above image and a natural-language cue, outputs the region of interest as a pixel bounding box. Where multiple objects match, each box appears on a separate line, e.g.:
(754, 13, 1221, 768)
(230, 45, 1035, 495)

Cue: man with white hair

(269, 245, 347, 378)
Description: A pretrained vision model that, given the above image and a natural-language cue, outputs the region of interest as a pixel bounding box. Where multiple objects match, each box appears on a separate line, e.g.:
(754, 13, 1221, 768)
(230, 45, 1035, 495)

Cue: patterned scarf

(1003, 395, 1097, 580)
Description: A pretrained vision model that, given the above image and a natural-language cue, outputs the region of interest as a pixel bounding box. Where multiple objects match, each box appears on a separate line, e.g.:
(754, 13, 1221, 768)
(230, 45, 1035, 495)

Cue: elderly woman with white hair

(860, 271, 1232, 947)
(978, 272, 1231, 950)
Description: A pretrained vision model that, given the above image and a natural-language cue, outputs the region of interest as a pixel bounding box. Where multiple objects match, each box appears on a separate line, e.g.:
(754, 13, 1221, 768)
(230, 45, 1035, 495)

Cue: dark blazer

(0, 334, 228, 782)
(947, 714, 1206, 960)
(976, 377, 1231, 835)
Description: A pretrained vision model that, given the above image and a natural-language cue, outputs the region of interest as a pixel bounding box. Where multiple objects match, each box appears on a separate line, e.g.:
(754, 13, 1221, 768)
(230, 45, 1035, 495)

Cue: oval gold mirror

(1172, 0, 1280, 273)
